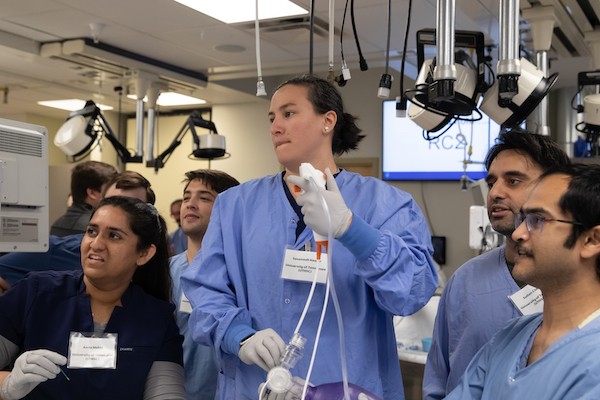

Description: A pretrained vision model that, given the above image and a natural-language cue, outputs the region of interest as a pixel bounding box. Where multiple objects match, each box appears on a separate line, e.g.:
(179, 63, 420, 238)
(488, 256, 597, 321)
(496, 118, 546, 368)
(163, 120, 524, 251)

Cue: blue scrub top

(182, 170, 438, 400)
(0, 270, 183, 400)
(170, 252, 218, 399)
(423, 246, 522, 399)
(445, 313, 600, 399)
(0, 234, 83, 286)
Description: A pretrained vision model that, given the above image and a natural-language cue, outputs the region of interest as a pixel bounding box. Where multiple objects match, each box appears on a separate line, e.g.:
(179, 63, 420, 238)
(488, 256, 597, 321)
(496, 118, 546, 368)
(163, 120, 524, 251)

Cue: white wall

(125, 100, 279, 235)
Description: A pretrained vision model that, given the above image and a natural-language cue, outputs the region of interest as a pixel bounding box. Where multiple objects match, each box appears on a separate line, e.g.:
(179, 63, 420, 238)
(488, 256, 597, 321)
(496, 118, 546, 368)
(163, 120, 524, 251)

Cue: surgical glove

(258, 376, 313, 400)
(287, 168, 353, 238)
(1, 349, 67, 400)
(238, 328, 286, 372)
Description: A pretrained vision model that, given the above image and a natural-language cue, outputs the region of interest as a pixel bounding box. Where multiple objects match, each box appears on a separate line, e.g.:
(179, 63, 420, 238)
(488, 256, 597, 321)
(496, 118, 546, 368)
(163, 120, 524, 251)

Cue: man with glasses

(424, 130, 571, 399)
(444, 163, 600, 399)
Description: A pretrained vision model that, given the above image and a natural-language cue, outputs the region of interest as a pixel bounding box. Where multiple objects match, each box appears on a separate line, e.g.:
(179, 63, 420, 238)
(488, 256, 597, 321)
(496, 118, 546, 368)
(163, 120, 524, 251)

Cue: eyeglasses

(514, 212, 583, 233)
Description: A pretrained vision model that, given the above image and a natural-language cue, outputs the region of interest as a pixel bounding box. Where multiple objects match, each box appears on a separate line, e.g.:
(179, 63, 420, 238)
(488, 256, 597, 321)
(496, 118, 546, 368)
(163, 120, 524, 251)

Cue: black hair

(541, 163, 600, 280)
(275, 75, 365, 156)
(484, 128, 571, 172)
(183, 169, 240, 193)
(102, 171, 156, 205)
(71, 161, 118, 204)
(91, 196, 172, 302)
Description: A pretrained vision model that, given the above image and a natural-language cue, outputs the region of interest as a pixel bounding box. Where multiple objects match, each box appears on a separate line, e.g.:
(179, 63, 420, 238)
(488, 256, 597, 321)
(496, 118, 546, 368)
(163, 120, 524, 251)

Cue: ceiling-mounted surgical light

(54, 100, 142, 164)
(573, 71, 600, 151)
(404, 30, 488, 136)
(479, 58, 558, 129)
(147, 110, 228, 172)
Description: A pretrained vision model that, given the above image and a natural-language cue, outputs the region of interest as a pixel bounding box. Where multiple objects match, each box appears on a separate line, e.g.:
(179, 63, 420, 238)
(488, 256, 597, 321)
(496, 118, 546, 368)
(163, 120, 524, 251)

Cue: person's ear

(136, 244, 157, 267)
(322, 110, 337, 135)
(580, 226, 600, 262)
(86, 187, 103, 203)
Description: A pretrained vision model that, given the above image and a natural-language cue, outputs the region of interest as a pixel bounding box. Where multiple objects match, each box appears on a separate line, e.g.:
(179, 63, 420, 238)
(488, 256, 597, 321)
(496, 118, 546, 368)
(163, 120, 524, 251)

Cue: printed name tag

(179, 291, 192, 314)
(281, 249, 328, 284)
(508, 285, 544, 316)
(68, 332, 117, 369)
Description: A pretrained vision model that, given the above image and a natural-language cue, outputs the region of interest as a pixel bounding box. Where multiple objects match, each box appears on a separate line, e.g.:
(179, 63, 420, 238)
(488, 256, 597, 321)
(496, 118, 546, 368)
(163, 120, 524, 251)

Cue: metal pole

(434, 0, 456, 81)
(135, 98, 144, 157)
(498, 0, 520, 76)
(536, 51, 550, 135)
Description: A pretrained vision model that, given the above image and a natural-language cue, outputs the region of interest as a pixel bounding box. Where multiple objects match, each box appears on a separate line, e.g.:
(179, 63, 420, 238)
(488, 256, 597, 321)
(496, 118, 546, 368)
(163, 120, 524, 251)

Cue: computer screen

(382, 100, 501, 180)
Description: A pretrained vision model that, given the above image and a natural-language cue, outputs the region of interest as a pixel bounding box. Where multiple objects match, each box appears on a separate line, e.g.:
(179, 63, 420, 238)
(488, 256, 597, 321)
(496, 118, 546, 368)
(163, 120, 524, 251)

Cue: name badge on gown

(508, 284, 544, 316)
(179, 291, 192, 314)
(281, 249, 328, 284)
(67, 332, 118, 369)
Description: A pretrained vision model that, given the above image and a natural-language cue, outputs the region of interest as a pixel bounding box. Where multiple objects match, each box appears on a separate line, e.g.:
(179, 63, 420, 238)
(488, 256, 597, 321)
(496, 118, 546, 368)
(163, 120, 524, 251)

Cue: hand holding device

(0, 349, 67, 400)
(238, 328, 286, 372)
(288, 166, 352, 238)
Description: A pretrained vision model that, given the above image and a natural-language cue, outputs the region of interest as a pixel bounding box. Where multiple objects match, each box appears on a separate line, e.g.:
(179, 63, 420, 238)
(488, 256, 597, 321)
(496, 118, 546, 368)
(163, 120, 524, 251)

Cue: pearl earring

(325, 127, 329, 131)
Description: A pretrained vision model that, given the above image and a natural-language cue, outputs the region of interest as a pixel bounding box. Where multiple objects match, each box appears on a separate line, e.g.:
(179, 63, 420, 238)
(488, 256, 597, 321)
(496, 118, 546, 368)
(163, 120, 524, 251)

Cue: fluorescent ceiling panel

(172, 0, 307, 23)
(127, 92, 206, 106)
(38, 99, 113, 111)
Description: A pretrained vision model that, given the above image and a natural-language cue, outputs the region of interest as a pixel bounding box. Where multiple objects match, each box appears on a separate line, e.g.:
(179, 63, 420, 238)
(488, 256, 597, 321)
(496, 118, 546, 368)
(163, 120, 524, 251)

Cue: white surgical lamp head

(54, 114, 96, 157)
(407, 59, 480, 133)
(54, 101, 141, 163)
(480, 58, 558, 128)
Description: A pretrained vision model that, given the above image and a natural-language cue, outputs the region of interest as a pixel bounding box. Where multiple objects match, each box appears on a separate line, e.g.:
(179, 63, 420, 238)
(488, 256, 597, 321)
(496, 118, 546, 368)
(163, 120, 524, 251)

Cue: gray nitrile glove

(0, 349, 67, 400)
(238, 328, 286, 372)
(287, 168, 352, 238)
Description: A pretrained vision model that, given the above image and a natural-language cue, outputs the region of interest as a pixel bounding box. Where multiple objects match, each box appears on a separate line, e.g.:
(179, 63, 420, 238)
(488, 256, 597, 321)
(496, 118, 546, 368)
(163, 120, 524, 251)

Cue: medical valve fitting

(267, 333, 307, 394)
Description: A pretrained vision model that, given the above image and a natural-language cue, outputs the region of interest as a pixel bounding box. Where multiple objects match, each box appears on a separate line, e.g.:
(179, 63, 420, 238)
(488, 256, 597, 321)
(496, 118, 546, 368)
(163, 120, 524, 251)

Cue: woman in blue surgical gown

(181, 75, 438, 400)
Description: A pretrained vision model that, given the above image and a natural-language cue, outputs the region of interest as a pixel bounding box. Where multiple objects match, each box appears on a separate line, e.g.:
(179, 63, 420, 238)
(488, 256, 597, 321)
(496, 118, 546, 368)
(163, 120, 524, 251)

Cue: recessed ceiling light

(214, 44, 246, 53)
(37, 99, 113, 111)
(127, 92, 207, 106)
(172, 0, 307, 24)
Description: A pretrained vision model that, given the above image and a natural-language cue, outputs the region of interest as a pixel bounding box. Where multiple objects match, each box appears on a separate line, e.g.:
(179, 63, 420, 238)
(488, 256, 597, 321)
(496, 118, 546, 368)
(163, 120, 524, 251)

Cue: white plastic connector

(377, 87, 391, 99)
(299, 163, 326, 191)
(341, 61, 351, 80)
(298, 163, 328, 246)
(377, 74, 393, 99)
(396, 96, 407, 118)
(256, 80, 267, 97)
(267, 367, 292, 394)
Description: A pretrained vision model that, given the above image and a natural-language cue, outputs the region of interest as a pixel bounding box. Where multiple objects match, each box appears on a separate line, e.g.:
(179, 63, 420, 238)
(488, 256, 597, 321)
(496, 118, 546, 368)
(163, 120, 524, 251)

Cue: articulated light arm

(55, 100, 141, 164)
(147, 110, 222, 173)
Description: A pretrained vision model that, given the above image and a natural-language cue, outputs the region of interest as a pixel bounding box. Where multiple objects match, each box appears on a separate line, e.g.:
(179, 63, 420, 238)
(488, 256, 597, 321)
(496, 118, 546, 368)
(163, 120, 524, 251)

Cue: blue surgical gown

(423, 246, 522, 399)
(444, 313, 600, 399)
(181, 170, 437, 400)
(170, 252, 218, 399)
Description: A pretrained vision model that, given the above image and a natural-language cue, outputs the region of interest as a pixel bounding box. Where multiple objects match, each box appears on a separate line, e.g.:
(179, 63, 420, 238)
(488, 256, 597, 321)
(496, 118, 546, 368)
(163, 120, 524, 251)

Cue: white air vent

(236, 16, 339, 44)
(0, 128, 43, 158)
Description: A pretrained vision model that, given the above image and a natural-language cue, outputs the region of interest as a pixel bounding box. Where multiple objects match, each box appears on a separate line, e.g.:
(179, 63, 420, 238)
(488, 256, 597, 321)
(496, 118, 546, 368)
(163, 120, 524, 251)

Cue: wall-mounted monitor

(382, 100, 501, 180)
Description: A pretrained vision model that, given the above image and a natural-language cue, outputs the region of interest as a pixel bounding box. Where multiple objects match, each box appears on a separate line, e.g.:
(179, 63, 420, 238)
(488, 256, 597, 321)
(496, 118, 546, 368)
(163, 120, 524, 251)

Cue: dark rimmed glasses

(514, 212, 583, 233)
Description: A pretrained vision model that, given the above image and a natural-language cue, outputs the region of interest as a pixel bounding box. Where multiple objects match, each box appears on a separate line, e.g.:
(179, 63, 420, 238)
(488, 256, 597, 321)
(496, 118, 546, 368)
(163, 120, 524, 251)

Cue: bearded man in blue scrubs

(424, 130, 570, 399)
(445, 163, 600, 399)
